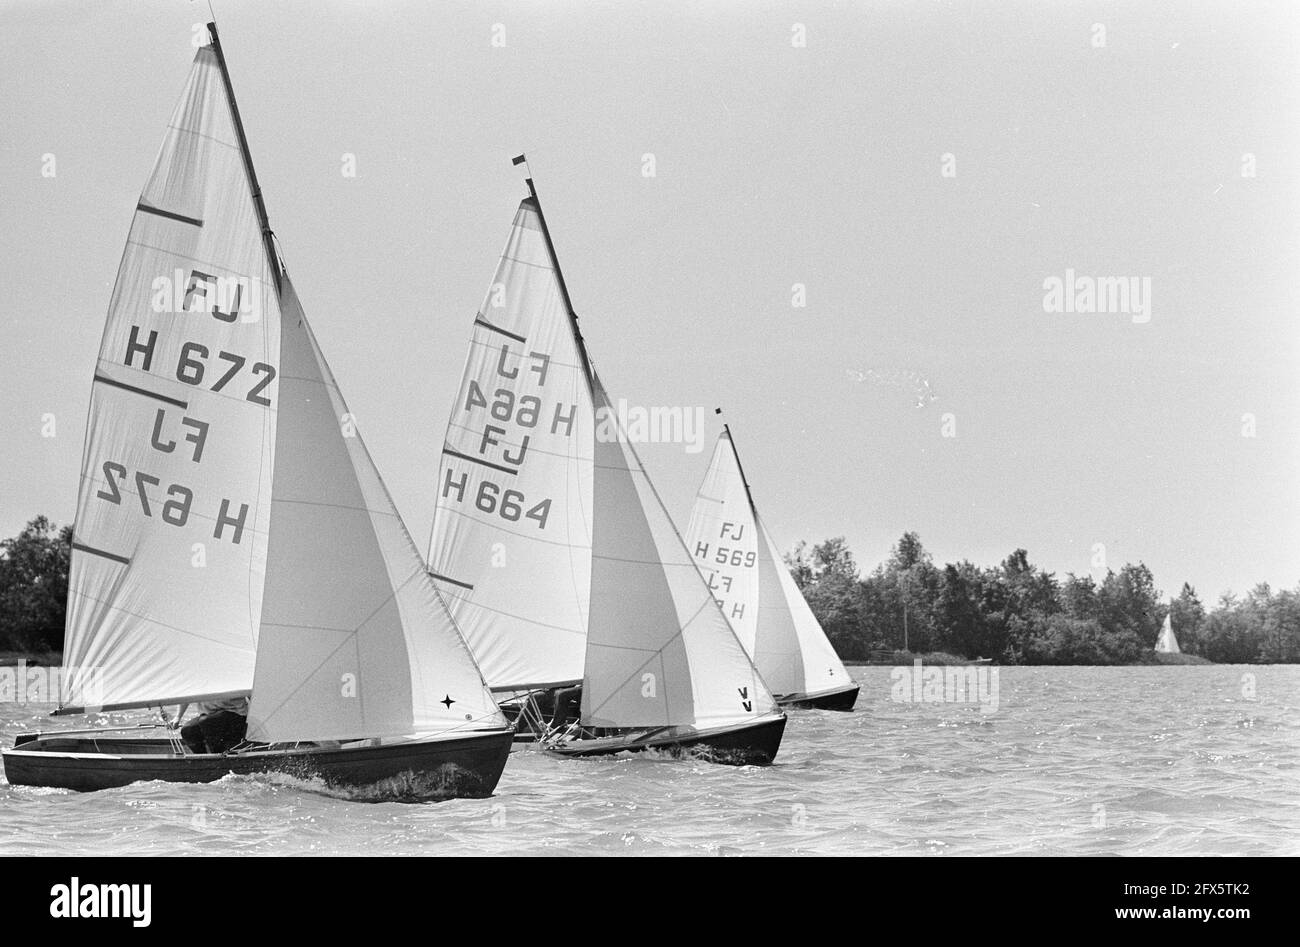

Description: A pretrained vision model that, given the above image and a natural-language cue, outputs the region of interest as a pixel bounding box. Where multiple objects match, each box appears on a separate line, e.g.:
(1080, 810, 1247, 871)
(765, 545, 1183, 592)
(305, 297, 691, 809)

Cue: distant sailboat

(1155, 612, 1181, 654)
(2, 25, 512, 797)
(685, 423, 859, 710)
(426, 161, 785, 764)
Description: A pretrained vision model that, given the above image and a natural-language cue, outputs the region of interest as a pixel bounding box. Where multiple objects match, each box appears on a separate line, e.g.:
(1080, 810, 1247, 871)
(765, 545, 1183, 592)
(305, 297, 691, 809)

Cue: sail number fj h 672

(95, 400, 255, 543)
(124, 326, 275, 405)
(90, 304, 271, 544)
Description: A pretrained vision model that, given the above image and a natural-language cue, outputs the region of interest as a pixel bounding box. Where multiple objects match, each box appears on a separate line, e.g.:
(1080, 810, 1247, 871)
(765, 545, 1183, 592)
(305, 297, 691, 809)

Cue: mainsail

(1155, 613, 1181, 654)
(60, 45, 279, 712)
(426, 199, 593, 691)
(247, 280, 505, 742)
(686, 429, 853, 700)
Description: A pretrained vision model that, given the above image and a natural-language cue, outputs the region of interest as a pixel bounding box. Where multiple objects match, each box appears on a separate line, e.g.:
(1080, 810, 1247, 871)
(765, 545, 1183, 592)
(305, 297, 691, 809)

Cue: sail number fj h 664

(441, 341, 581, 531)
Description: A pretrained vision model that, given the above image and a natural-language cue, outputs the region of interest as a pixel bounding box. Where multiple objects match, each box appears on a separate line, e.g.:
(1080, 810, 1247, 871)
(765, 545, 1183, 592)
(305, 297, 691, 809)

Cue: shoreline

(845, 650, 1220, 667)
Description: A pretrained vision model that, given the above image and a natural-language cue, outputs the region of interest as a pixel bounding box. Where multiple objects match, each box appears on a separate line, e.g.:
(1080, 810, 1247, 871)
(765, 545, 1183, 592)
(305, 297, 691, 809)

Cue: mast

(516, 156, 595, 389)
(718, 412, 757, 512)
(208, 22, 281, 293)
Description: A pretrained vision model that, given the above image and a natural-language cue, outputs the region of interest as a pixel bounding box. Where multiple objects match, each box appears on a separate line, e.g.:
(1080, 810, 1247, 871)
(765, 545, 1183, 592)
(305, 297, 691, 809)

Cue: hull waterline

(2, 728, 514, 800)
(547, 714, 786, 766)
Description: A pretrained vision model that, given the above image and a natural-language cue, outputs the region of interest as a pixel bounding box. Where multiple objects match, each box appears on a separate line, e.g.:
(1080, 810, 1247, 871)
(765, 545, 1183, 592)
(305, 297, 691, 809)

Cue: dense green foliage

(786, 533, 1300, 665)
(0, 517, 72, 652)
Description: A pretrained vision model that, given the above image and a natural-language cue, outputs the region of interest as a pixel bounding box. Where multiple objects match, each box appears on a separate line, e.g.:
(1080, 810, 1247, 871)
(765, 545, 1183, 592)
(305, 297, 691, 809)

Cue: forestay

(61, 47, 279, 712)
(426, 200, 593, 691)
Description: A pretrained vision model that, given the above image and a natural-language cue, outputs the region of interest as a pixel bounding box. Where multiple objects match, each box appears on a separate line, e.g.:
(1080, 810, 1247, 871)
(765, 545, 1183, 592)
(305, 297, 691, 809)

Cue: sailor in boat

(180, 697, 250, 754)
(549, 685, 582, 731)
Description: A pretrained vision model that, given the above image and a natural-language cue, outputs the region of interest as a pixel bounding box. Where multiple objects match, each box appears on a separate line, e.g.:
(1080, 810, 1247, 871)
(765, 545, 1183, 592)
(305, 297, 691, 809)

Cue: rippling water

(2, 666, 1296, 856)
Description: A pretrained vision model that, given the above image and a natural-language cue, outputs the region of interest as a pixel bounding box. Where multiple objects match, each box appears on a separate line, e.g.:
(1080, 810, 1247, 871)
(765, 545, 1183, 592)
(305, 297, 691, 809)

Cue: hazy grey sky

(2, 0, 1297, 601)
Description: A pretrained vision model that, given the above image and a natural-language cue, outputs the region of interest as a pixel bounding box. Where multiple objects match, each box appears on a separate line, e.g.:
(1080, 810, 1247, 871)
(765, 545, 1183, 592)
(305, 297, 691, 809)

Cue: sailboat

(426, 161, 786, 764)
(685, 423, 859, 710)
(1, 25, 513, 798)
(1155, 612, 1181, 654)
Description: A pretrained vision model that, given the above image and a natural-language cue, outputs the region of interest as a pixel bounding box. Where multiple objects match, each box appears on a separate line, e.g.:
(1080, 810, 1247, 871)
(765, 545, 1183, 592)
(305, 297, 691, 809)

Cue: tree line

(3, 516, 1298, 664)
(0, 517, 72, 653)
(787, 533, 1300, 665)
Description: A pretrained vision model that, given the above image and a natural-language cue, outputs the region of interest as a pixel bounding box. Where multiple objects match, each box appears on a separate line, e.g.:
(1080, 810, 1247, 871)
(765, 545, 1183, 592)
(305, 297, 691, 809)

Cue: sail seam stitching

(123, 239, 271, 285)
(68, 587, 256, 651)
(253, 567, 423, 732)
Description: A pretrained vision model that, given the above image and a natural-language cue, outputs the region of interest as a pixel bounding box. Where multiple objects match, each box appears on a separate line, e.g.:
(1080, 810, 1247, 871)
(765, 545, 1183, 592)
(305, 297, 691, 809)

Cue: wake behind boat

(426, 160, 785, 765)
(685, 423, 859, 711)
(1, 24, 512, 799)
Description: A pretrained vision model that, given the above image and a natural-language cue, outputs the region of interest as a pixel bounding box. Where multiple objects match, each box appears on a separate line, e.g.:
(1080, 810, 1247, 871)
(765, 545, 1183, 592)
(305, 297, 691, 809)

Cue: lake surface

(1, 666, 1296, 856)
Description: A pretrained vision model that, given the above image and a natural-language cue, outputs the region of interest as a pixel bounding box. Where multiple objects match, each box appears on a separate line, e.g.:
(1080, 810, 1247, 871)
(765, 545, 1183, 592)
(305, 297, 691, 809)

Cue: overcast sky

(2, 0, 1297, 601)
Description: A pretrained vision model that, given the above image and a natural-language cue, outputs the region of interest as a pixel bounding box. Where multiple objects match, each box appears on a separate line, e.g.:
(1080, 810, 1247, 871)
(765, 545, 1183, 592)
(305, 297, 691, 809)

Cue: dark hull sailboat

(6, 24, 516, 800)
(3, 729, 513, 798)
(547, 714, 786, 766)
(778, 682, 860, 711)
(425, 163, 787, 767)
